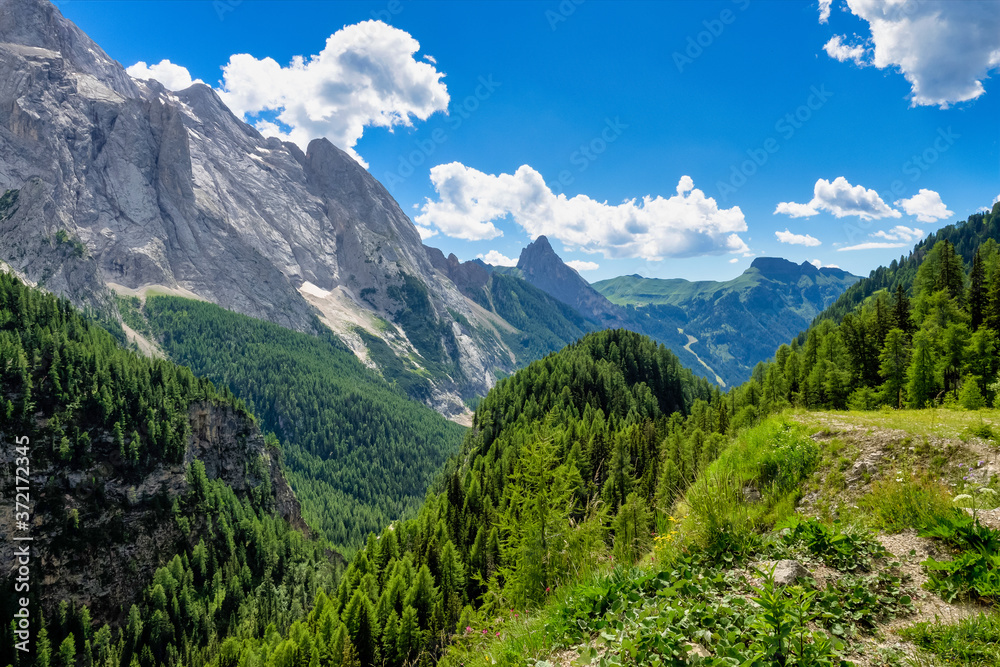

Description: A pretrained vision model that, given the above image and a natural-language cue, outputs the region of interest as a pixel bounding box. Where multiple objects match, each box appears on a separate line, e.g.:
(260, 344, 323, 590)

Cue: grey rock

(685, 643, 711, 659)
(758, 559, 809, 585)
(0, 0, 512, 409)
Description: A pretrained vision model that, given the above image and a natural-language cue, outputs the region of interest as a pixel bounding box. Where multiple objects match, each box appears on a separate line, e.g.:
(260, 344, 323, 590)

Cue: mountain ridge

(0, 0, 537, 419)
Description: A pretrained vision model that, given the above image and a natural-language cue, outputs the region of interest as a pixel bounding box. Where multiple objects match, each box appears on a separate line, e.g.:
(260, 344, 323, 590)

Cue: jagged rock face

(516, 235, 626, 326)
(0, 402, 310, 624)
(0, 0, 501, 404)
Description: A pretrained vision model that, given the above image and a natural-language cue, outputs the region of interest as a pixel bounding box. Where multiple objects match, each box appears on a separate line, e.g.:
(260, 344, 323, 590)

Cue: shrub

(960, 376, 987, 410)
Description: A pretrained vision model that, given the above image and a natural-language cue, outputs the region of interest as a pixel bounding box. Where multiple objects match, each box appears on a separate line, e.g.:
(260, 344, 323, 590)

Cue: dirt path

(677, 327, 725, 387)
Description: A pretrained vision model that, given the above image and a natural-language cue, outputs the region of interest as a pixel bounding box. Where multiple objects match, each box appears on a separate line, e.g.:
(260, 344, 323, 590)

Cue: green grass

(439, 410, 1000, 666)
(900, 614, 1000, 665)
(855, 474, 962, 533)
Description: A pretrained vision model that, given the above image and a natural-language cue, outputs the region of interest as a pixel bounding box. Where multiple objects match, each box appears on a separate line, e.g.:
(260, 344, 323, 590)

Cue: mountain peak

(749, 256, 820, 279)
(0, 0, 139, 97)
(516, 236, 624, 325)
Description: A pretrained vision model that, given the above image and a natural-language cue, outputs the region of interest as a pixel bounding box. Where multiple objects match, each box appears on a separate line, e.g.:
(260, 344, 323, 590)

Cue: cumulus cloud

(823, 35, 867, 65)
(217, 21, 449, 166)
(416, 163, 749, 260)
(775, 229, 822, 247)
(895, 189, 954, 223)
(566, 260, 600, 272)
(126, 60, 203, 91)
(838, 242, 907, 251)
(415, 225, 438, 240)
(729, 258, 740, 264)
(775, 177, 901, 220)
(809, 259, 841, 269)
(477, 250, 517, 267)
(871, 225, 924, 243)
(818, 0, 833, 23)
(828, 0, 1000, 107)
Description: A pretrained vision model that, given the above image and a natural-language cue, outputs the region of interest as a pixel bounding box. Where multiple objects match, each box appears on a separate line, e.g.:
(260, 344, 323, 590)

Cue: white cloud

(416, 163, 749, 260)
(809, 259, 841, 269)
(994, 193, 1000, 205)
(477, 250, 517, 267)
(566, 260, 600, 272)
(871, 225, 924, 243)
(831, 0, 1000, 108)
(775, 176, 901, 220)
(775, 229, 822, 247)
(415, 225, 438, 240)
(217, 21, 449, 166)
(818, 0, 833, 23)
(823, 35, 867, 65)
(126, 60, 203, 91)
(729, 257, 740, 264)
(838, 241, 907, 251)
(894, 189, 954, 223)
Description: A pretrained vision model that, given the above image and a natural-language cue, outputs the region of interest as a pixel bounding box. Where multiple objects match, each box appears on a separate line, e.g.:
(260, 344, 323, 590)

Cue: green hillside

(212, 329, 728, 667)
(592, 259, 860, 388)
(0, 273, 338, 667)
(139, 296, 467, 554)
(815, 202, 1000, 325)
(741, 203, 1000, 413)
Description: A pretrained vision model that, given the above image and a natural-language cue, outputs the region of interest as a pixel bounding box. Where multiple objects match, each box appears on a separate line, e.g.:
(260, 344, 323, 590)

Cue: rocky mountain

(594, 257, 860, 386)
(512, 235, 627, 326)
(0, 0, 518, 419)
(424, 244, 597, 365)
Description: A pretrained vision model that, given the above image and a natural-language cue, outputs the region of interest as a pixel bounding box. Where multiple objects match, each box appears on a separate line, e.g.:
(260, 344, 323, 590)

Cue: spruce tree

(906, 331, 938, 408)
(892, 284, 912, 333)
(969, 248, 987, 329)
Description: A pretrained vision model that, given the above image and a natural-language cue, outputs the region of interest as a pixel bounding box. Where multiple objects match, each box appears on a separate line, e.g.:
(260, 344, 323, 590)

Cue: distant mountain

(593, 257, 860, 386)
(0, 0, 583, 420)
(424, 244, 597, 365)
(512, 235, 627, 327)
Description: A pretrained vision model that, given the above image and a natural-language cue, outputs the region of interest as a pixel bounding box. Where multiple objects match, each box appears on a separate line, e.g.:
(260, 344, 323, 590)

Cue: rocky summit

(0, 0, 513, 417)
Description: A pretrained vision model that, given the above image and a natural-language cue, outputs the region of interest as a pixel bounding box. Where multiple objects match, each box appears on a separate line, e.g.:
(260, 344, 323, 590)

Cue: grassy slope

(446, 408, 1000, 667)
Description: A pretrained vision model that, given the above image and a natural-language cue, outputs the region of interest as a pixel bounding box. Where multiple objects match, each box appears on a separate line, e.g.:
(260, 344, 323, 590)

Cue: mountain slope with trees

(0, 272, 340, 667)
(211, 329, 734, 667)
(593, 257, 860, 387)
(139, 296, 467, 555)
(737, 203, 1000, 414)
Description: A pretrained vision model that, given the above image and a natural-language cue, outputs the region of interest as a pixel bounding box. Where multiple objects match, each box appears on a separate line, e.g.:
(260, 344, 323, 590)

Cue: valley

(1, 1, 999, 667)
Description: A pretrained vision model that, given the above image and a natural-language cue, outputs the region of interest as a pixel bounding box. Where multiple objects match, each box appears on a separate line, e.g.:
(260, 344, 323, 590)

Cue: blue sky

(58, 0, 1000, 281)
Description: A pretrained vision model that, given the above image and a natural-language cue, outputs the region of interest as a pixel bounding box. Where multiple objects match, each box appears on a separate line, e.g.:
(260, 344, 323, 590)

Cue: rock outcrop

(0, 0, 507, 409)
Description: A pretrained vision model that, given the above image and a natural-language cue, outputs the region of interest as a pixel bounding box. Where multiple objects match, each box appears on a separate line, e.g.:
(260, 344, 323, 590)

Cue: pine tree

(906, 331, 938, 408)
(969, 248, 987, 329)
(936, 240, 966, 304)
(987, 260, 1000, 333)
(611, 492, 652, 564)
(36, 624, 51, 667)
(58, 634, 76, 667)
(959, 376, 986, 410)
(396, 606, 420, 666)
(892, 284, 913, 333)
